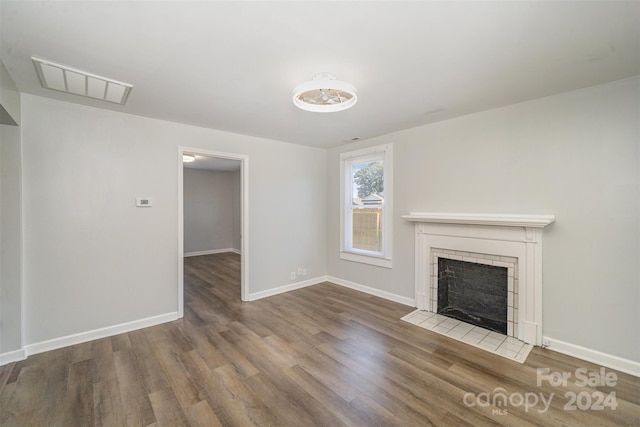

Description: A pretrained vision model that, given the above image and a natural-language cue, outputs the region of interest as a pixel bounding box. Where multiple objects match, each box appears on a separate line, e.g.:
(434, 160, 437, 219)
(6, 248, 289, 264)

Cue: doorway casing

(177, 147, 249, 317)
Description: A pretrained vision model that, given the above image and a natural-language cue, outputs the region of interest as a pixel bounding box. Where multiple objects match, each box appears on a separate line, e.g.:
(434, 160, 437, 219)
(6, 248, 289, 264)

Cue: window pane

(350, 160, 384, 201)
(352, 207, 382, 252)
(350, 159, 384, 253)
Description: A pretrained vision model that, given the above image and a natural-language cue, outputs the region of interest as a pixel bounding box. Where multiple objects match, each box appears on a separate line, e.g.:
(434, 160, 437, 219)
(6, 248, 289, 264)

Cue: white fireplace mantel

(404, 212, 554, 346)
(401, 212, 555, 228)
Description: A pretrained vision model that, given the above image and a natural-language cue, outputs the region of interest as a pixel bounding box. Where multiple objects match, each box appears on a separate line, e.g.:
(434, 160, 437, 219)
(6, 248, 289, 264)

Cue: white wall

(0, 61, 20, 124)
(0, 124, 22, 356)
(327, 77, 640, 363)
(0, 60, 22, 358)
(184, 168, 237, 253)
(21, 94, 327, 345)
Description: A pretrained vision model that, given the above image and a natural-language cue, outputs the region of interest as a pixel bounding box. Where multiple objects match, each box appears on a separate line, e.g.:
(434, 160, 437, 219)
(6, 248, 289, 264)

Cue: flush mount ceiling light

(32, 57, 133, 105)
(293, 72, 357, 113)
(183, 154, 196, 163)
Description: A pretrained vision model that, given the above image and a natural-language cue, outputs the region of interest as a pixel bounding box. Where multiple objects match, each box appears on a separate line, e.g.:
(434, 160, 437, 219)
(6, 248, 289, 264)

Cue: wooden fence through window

(352, 207, 383, 252)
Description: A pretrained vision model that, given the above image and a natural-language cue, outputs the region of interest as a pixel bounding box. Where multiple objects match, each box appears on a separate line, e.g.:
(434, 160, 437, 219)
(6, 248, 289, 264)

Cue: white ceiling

(2, 1, 638, 149)
(184, 155, 241, 172)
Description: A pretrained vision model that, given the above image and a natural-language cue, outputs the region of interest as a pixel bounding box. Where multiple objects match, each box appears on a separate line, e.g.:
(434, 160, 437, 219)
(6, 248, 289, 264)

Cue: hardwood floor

(1, 252, 638, 426)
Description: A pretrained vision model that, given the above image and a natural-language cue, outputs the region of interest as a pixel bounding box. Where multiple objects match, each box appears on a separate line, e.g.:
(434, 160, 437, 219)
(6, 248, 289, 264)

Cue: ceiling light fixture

(183, 154, 196, 163)
(293, 72, 357, 113)
(32, 57, 133, 105)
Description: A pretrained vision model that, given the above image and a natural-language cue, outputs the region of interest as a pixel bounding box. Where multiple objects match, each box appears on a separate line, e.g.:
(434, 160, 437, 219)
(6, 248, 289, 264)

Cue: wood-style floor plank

(1, 252, 638, 426)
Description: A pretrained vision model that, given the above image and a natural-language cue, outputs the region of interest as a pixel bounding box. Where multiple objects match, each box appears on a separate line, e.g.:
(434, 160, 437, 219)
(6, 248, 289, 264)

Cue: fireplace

(437, 257, 508, 334)
(402, 212, 554, 345)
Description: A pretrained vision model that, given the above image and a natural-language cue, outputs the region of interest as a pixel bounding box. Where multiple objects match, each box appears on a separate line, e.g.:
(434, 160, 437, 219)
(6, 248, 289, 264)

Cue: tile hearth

(402, 309, 533, 363)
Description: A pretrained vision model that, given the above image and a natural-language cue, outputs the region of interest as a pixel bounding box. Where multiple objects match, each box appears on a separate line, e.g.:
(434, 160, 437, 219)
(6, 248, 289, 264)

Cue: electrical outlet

(297, 267, 303, 275)
(290, 272, 296, 280)
(302, 268, 307, 276)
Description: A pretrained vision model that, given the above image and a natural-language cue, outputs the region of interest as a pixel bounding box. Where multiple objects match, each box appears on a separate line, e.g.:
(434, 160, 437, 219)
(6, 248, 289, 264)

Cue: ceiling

(183, 155, 241, 172)
(1, 1, 638, 149)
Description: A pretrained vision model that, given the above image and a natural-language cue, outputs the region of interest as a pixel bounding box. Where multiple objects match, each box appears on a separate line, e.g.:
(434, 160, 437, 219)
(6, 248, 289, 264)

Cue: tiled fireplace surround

(402, 213, 555, 346)
(432, 249, 518, 337)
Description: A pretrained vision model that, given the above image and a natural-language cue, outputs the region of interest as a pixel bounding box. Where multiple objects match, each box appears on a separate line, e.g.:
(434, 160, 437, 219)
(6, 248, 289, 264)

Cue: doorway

(177, 147, 249, 317)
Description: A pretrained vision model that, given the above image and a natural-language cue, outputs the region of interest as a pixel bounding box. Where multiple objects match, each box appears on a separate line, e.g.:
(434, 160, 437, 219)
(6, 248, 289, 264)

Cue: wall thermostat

(136, 197, 152, 207)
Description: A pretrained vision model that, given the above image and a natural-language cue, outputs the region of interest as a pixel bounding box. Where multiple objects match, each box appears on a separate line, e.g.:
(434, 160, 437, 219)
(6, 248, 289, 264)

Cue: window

(340, 144, 392, 268)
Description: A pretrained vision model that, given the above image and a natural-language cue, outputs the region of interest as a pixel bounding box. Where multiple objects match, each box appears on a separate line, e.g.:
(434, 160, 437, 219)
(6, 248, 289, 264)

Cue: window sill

(340, 251, 392, 269)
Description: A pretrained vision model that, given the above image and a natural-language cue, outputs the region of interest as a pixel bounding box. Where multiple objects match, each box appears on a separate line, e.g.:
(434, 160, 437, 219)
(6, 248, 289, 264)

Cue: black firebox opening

(437, 258, 507, 334)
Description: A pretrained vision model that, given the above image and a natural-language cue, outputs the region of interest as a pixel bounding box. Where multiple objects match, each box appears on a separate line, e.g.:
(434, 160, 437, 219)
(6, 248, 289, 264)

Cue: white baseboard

(248, 275, 416, 307)
(24, 312, 178, 357)
(0, 348, 27, 366)
(543, 336, 640, 377)
(247, 276, 327, 301)
(327, 276, 416, 307)
(184, 248, 240, 257)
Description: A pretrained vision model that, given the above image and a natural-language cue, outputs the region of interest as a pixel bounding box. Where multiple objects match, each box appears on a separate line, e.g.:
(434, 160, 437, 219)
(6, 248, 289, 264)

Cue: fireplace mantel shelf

(402, 212, 555, 228)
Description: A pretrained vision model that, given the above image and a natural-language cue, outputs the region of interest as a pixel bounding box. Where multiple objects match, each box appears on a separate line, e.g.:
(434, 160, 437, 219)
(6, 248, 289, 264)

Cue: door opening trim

(177, 146, 249, 317)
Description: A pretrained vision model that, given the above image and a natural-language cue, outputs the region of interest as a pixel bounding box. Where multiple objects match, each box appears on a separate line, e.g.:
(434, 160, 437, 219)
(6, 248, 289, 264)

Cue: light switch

(136, 197, 152, 207)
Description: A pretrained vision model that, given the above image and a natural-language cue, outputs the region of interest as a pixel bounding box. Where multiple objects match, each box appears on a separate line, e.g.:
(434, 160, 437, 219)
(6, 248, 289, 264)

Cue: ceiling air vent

(32, 57, 132, 105)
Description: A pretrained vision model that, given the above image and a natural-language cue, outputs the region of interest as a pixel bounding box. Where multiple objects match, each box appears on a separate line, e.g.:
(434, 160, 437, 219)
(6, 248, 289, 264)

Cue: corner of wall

(0, 60, 21, 125)
(0, 60, 23, 358)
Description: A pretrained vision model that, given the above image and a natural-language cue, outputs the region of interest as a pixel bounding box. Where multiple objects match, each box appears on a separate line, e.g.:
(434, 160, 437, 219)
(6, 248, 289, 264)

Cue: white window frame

(340, 143, 393, 268)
